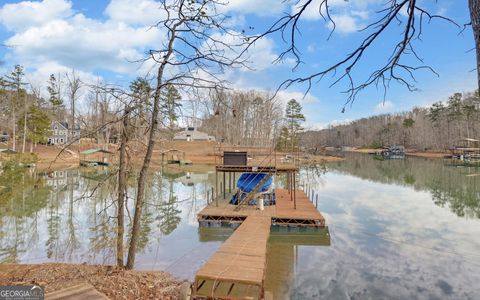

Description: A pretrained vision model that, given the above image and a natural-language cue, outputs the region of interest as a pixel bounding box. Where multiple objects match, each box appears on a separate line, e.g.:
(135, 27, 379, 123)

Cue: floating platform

(198, 189, 325, 227)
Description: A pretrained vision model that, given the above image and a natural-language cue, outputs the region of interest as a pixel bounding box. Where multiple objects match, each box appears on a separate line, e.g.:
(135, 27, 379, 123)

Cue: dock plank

(193, 189, 326, 299)
(45, 283, 109, 300)
(194, 216, 271, 298)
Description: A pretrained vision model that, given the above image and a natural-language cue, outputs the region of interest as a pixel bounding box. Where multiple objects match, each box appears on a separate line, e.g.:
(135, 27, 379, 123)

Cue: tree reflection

(158, 179, 181, 236)
(328, 154, 480, 218)
(0, 162, 50, 263)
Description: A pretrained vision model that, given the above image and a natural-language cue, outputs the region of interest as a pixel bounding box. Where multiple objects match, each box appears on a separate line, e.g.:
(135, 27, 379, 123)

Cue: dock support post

(287, 172, 290, 194)
(215, 171, 218, 207)
(223, 172, 226, 200)
(293, 172, 297, 210)
(290, 172, 293, 203)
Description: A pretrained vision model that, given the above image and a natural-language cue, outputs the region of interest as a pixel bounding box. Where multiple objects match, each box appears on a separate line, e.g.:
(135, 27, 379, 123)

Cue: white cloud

(292, 0, 384, 34)
(375, 100, 395, 113)
(105, 0, 165, 26)
(327, 14, 363, 34)
(0, 0, 73, 31)
(1, 0, 166, 77)
(222, 0, 287, 16)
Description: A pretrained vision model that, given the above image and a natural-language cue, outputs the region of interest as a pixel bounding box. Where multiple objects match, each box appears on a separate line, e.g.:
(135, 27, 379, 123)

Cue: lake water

(1, 154, 479, 299)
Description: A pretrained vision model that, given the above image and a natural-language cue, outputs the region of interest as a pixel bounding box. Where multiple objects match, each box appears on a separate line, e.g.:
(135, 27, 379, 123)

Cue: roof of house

(0, 148, 17, 154)
(80, 148, 113, 155)
(53, 120, 80, 130)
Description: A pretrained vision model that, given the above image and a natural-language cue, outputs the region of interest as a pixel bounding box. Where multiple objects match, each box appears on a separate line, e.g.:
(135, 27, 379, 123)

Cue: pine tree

(276, 99, 305, 151)
(5, 65, 27, 152)
(129, 77, 152, 141)
(47, 74, 64, 115)
(162, 84, 182, 129)
(17, 106, 51, 151)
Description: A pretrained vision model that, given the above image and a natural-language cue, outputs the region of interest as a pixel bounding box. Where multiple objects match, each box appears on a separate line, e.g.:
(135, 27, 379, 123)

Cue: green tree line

(302, 91, 480, 151)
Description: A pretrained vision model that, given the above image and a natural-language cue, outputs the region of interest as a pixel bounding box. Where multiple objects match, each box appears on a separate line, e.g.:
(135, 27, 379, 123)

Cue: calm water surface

(1, 154, 480, 299)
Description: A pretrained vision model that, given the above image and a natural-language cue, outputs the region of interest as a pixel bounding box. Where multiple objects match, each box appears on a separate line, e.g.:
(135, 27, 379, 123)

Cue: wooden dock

(46, 283, 109, 300)
(193, 216, 271, 299)
(198, 189, 325, 227)
(192, 189, 326, 299)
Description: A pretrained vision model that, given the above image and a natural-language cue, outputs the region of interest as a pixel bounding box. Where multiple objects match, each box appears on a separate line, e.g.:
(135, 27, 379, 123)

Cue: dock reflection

(265, 226, 331, 300)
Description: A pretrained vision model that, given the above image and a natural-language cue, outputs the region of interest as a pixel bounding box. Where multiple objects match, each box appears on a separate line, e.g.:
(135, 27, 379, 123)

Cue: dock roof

(80, 149, 113, 155)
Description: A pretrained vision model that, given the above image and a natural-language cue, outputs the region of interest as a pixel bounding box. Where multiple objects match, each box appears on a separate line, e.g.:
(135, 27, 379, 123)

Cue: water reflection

(324, 153, 480, 219)
(265, 227, 330, 300)
(0, 165, 217, 273)
(294, 154, 480, 299)
(1, 155, 480, 299)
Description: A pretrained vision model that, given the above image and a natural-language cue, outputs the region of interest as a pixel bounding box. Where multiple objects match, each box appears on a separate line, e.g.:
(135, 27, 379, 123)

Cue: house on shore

(173, 127, 215, 142)
(47, 121, 80, 145)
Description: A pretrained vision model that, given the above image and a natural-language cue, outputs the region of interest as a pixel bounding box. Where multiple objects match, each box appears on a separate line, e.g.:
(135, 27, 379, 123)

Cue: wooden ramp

(198, 189, 325, 227)
(46, 283, 109, 300)
(193, 216, 271, 300)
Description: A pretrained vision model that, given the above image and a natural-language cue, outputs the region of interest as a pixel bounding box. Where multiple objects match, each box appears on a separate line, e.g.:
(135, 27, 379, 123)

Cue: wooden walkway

(46, 283, 109, 300)
(193, 216, 271, 299)
(192, 189, 326, 299)
(198, 189, 325, 227)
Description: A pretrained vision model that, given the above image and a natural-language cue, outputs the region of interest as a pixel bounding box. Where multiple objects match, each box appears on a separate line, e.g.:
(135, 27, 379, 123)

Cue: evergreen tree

(130, 77, 152, 106)
(129, 77, 152, 140)
(162, 84, 182, 129)
(17, 106, 51, 148)
(5, 65, 27, 151)
(402, 118, 415, 147)
(276, 99, 305, 151)
(47, 74, 64, 114)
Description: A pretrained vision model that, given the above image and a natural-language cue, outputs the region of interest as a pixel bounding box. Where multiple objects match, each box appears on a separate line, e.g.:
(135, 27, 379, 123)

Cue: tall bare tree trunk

(116, 105, 129, 267)
(30, 126, 34, 153)
(12, 106, 16, 151)
(22, 95, 27, 153)
(67, 71, 80, 146)
(125, 23, 178, 270)
(470, 0, 480, 92)
(125, 85, 160, 270)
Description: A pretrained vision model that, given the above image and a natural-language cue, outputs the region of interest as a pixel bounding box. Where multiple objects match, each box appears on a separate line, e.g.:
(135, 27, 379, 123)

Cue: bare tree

(125, 0, 248, 269)
(66, 70, 81, 145)
(249, 0, 477, 106)
(116, 104, 130, 267)
(470, 0, 480, 91)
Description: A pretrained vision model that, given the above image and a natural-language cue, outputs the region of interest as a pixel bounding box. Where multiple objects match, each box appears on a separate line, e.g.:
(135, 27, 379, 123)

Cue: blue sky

(0, 0, 477, 128)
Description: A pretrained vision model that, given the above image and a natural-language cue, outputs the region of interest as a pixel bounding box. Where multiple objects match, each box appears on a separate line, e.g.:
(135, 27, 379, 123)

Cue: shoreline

(349, 148, 447, 159)
(2, 141, 345, 170)
(0, 263, 182, 300)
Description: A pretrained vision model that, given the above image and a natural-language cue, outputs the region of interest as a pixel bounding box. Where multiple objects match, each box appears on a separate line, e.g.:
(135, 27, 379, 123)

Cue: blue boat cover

(237, 173, 272, 193)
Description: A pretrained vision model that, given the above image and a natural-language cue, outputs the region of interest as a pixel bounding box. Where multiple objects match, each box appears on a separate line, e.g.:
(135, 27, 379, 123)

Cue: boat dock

(191, 147, 327, 299)
(198, 188, 325, 227)
(192, 189, 325, 299)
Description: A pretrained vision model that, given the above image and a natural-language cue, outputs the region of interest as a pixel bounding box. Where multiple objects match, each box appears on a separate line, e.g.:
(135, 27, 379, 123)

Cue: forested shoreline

(302, 91, 480, 151)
